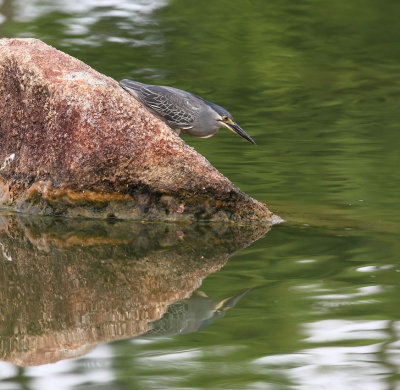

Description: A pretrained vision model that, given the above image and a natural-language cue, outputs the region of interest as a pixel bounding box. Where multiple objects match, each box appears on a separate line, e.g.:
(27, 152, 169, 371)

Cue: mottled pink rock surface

(0, 38, 274, 222)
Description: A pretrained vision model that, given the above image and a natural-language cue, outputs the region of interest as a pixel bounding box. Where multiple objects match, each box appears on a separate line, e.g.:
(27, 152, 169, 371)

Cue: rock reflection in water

(0, 213, 269, 366)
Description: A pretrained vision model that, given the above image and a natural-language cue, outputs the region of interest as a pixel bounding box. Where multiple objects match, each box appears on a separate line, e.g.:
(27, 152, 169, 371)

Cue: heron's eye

(222, 116, 229, 121)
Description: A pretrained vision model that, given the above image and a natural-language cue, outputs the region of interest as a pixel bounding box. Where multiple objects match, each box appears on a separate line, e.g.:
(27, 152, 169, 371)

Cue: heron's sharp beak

(220, 120, 257, 145)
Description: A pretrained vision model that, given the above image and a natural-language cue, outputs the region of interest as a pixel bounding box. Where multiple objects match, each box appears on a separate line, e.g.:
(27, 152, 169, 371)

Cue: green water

(1, 0, 400, 388)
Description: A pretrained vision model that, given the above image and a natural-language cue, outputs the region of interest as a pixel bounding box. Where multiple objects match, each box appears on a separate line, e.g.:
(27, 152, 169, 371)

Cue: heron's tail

(119, 79, 147, 95)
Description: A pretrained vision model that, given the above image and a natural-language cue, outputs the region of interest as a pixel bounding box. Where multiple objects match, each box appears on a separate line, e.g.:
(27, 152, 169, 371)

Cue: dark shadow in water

(0, 213, 270, 366)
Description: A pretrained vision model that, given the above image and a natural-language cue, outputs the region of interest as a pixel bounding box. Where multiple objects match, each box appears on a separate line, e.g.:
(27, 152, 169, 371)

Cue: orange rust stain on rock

(27, 181, 132, 204)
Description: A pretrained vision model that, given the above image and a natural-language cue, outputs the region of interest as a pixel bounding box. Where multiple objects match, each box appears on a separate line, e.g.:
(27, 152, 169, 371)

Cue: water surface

(1, 0, 400, 388)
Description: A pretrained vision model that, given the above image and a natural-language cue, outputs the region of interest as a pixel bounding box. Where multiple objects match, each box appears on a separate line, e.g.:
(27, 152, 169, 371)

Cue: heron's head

(207, 102, 256, 145)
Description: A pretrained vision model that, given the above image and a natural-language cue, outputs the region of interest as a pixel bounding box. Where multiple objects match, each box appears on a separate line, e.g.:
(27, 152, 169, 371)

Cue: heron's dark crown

(196, 96, 234, 120)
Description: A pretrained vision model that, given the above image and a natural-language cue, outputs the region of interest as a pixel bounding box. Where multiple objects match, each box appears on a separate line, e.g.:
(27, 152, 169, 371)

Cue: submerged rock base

(0, 38, 274, 222)
(0, 178, 270, 221)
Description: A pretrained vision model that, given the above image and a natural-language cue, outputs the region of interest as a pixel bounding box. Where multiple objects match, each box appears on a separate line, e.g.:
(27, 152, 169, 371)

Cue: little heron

(120, 79, 256, 145)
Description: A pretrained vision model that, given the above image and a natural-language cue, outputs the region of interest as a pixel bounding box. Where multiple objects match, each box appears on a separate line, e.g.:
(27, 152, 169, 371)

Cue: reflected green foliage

(1, 0, 400, 388)
(107, 223, 400, 389)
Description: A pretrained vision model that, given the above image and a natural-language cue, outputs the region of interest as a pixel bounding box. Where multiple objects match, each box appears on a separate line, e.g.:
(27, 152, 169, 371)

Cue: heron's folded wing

(139, 86, 200, 129)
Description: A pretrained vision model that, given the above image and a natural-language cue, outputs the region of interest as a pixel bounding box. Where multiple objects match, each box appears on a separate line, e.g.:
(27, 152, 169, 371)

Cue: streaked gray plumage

(119, 79, 256, 145)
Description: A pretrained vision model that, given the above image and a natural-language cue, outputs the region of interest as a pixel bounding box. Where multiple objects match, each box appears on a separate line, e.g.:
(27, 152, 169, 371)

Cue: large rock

(0, 38, 275, 222)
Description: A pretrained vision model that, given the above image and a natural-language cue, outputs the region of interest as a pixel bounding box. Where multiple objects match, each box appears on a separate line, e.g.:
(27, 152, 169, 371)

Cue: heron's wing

(121, 81, 200, 129)
(141, 86, 202, 129)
